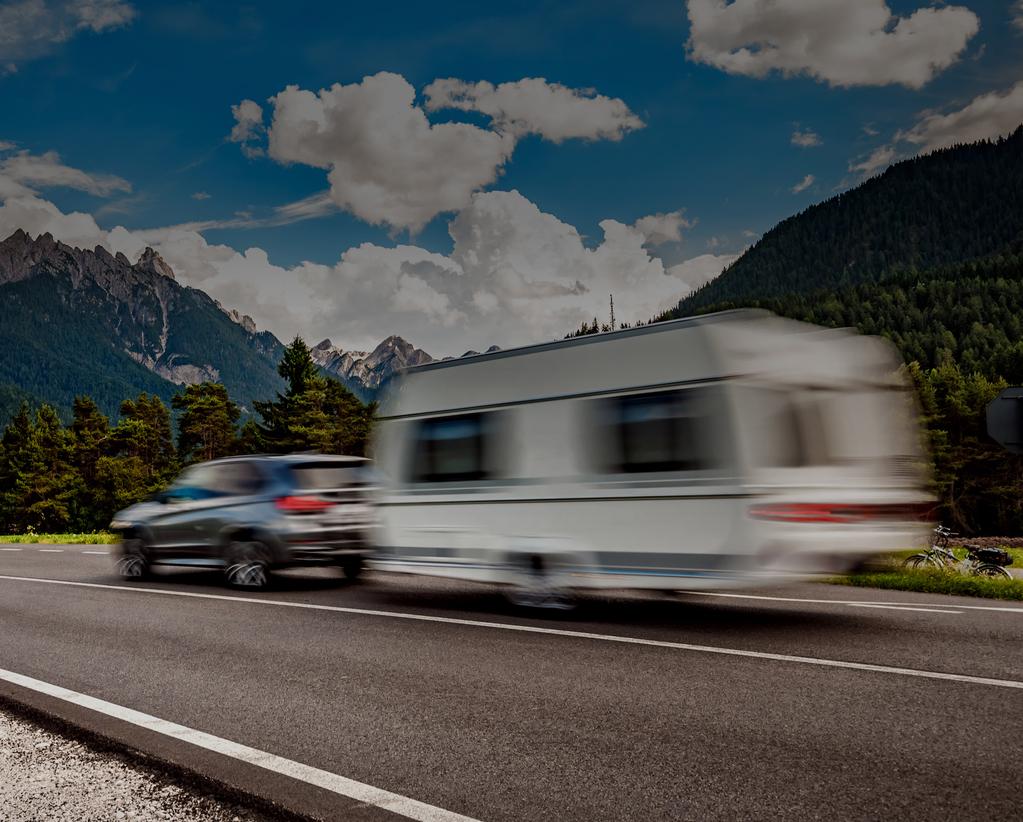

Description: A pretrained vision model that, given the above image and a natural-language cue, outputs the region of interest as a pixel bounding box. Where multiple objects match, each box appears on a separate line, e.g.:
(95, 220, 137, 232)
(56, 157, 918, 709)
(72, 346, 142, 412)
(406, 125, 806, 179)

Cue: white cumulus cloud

(896, 81, 1023, 154)
(0, 0, 136, 68)
(685, 0, 979, 89)
(423, 77, 644, 143)
(261, 72, 515, 233)
(632, 210, 693, 246)
(229, 98, 265, 158)
(234, 72, 642, 233)
(1, 182, 727, 354)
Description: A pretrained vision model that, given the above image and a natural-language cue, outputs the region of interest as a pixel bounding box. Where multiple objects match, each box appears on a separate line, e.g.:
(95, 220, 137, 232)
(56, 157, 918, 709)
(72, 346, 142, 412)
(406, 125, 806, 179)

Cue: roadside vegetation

(833, 566, 1023, 601)
(0, 338, 373, 536)
(0, 532, 117, 544)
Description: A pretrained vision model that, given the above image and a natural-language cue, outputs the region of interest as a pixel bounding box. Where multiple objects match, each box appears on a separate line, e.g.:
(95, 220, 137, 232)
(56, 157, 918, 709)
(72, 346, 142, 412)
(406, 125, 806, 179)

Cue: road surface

(1, 544, 1021, 821)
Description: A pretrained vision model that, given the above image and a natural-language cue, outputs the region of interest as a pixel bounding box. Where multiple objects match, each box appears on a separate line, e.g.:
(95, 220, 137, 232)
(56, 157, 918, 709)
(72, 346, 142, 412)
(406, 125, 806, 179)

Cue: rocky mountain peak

(311, 334, 433, 398)
(134, 247, 176, 280)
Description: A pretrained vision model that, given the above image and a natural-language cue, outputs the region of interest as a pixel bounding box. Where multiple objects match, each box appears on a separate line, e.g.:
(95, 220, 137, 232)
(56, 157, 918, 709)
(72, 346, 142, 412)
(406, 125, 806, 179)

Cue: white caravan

(369, 310, 931, 600)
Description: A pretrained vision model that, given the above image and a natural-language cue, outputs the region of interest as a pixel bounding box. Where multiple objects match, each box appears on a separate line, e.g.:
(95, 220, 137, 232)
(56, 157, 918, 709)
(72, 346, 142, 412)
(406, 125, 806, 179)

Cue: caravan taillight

(748, 502, 934, 524)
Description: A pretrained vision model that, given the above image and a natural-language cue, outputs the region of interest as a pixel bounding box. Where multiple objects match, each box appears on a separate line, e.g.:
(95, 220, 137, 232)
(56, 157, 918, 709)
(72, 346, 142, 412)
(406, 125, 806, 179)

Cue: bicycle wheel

(973, 563, 1012, 580)
(904, 553, 938, 570)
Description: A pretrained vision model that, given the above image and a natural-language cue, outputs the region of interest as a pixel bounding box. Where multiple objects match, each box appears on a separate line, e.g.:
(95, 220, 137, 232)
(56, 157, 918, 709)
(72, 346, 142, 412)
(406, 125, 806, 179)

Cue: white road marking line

(38, 549, 63, 553)
(1, 574, 1020, 690)
(81, 550, 109, 555)
(0, 547, 23, 551)
(0, 668, 479, 822)
(679, 590, 1023, 614)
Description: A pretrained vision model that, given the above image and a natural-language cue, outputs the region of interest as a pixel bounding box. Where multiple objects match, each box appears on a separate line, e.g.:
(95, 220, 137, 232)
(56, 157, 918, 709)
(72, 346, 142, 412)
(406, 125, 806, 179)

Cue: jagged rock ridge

(311, 335, 433, 397)
(0, 230, 287, 419)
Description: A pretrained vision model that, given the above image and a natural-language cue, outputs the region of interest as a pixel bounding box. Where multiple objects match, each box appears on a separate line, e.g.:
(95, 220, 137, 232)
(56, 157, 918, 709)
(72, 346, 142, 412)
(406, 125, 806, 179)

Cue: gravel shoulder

(0, 706, 277, 822)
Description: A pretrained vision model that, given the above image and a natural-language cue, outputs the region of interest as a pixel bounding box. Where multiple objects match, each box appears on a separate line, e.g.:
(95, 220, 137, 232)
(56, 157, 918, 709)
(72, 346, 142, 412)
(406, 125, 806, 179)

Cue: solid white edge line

(846, 603, 961, 614)
(1, 574, 1021, 691)
(0, 667, 481, 822)
(679, 590, 1023, 614)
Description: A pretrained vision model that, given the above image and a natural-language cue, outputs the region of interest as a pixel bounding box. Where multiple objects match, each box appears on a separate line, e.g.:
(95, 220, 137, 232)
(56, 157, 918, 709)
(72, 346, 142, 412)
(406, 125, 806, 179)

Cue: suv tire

(340, 555, 364, 581)
(116, 538, 151, 581)
(224, 540, 272, 590)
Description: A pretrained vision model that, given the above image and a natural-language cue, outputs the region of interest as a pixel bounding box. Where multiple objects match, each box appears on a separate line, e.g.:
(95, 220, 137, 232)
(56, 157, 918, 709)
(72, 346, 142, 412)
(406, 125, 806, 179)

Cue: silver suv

(110, 454, 374, 589)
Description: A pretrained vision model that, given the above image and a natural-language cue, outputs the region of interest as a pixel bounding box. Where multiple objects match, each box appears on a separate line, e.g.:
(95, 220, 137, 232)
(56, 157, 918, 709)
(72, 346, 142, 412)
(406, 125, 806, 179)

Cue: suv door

(189, 461, 268, 562)
(149, 464, 229, 562)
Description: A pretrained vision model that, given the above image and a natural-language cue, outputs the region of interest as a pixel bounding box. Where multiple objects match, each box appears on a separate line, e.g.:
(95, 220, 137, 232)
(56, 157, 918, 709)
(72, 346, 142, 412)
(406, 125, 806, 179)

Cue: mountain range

(0, 230, 434, 424)
(4, 126, 1023, 426)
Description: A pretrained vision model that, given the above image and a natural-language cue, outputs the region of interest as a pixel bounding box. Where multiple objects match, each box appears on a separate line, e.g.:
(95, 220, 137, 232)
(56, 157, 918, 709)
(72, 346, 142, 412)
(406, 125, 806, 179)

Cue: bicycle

(904, 525, 1013, 579)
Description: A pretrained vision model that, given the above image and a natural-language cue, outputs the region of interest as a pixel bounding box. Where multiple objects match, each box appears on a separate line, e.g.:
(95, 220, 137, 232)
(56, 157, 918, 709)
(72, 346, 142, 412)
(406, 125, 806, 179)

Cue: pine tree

(252, 337, 374, 455)
(172, 383, 240, 464)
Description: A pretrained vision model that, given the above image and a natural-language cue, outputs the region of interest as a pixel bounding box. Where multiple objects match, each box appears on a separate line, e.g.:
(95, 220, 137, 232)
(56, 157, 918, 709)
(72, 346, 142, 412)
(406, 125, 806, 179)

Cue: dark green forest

(675, 127, 1023, 316)
(0, 338, 374, 534)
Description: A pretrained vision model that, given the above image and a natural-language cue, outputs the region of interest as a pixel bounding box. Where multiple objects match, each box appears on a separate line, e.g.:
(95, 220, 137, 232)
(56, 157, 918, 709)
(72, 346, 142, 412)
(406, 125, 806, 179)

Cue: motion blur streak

(370, 311, 933, 603)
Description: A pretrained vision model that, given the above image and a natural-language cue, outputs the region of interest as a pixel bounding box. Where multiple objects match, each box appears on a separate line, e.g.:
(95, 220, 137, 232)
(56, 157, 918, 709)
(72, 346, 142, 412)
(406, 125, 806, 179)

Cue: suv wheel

(224, 541, 272, 590)
(340, 555, 364, 581)
(116, 538, 151, 581)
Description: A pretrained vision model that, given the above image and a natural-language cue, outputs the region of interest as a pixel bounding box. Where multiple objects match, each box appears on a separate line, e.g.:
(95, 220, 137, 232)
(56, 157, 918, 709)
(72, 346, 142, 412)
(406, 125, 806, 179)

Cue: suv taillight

(276, 495, 334, 514)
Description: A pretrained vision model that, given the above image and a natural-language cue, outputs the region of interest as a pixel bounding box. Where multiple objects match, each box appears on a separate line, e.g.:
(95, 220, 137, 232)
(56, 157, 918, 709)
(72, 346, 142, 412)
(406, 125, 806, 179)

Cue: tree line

(0, 338, 373, 534)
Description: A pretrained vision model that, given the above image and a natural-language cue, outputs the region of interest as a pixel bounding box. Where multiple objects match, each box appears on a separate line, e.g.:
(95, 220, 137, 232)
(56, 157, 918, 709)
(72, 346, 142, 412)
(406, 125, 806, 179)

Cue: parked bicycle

(904, 525, 1013, 579)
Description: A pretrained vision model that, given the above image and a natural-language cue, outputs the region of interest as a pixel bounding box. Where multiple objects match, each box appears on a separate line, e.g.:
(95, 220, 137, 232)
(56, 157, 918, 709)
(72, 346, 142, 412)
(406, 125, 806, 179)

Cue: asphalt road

(1, 545, 1021, 821)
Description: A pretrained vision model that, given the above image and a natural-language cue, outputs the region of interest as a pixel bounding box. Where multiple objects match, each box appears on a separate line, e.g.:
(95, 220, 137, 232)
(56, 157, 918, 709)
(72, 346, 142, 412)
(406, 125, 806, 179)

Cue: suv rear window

(290, 463, 363, 490)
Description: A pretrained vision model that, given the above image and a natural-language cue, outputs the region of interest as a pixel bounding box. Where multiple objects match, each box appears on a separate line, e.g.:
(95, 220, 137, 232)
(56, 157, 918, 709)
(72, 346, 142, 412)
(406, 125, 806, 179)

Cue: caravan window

(604, 389, 711, 473)
(410, 413, 491, 483)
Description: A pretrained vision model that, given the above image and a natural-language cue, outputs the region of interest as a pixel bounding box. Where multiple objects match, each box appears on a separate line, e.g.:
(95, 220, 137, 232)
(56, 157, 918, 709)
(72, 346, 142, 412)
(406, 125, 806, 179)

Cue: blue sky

(1, 0, 1022, 354)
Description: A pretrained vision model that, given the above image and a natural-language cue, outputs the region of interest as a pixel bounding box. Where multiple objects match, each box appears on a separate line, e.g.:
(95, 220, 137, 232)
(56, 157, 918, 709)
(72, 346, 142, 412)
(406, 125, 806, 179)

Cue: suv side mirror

(986, 387, 1023, 454)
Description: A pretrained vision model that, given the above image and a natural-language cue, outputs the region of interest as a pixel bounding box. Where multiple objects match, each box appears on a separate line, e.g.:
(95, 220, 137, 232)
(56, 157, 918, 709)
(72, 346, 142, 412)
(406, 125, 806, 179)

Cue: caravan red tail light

(276, 495, 334, 514)
(748, 502, 935, 524)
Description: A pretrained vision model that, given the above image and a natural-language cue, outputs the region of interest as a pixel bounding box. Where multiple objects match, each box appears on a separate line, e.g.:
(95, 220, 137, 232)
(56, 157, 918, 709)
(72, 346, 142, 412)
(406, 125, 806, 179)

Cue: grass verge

(0, 533, 118, 545)
(831, 567, 1023, 601)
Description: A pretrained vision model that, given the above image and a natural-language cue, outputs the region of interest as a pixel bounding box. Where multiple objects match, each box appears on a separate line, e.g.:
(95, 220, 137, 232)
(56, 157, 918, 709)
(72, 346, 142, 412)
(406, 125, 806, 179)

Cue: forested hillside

(682, 251, 1023, 382)
(673, 127, 1023, 316)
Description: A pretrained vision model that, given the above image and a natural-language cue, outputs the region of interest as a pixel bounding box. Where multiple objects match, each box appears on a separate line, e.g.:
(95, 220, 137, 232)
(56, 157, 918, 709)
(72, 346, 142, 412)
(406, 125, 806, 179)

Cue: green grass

(831, 567, 1023, 601)
(0, 532, 118, 544)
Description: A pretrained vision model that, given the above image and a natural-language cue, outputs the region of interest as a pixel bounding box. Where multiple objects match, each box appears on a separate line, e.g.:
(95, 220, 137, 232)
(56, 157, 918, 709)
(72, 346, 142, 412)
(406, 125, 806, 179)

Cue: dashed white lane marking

(0, 547, 23, 551)
(81, 550, 109, 555)
(680, 590, 1023, 614)
(37, 549, 63, 553)
(0, 668, 479, 822)
(1, 574, 1021, 691)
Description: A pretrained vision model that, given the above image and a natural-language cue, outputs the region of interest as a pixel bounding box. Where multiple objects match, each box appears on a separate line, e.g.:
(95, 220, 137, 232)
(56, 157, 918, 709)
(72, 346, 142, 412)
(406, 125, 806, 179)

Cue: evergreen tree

(172, 383, 240, 464)
(111, 393, 176, 479)
(0, 404, 35, 532)
(0, 404, 79, 532)
(69, 396, 111, 530)
(253, 337, 374, 455)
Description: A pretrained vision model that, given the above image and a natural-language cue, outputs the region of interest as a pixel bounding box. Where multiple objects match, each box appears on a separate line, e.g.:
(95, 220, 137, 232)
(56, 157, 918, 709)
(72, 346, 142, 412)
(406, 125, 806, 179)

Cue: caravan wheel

(506, 553, 575, 611)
